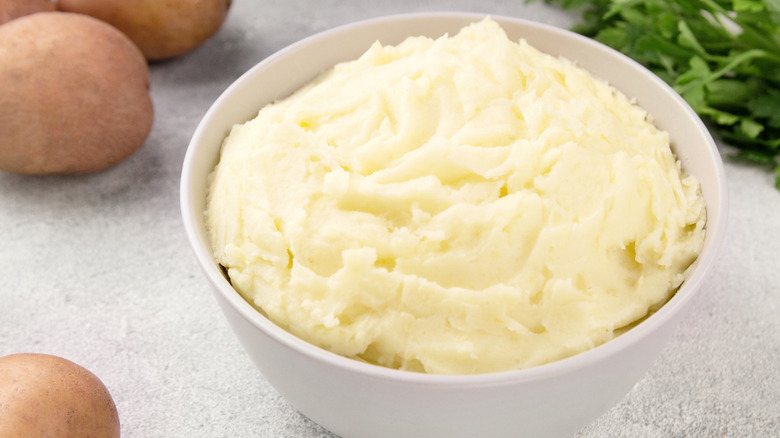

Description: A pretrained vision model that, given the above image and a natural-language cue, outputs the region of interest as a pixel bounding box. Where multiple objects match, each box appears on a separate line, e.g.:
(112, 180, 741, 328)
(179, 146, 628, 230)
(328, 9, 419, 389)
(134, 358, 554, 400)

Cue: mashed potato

(206, 18, 706, 374)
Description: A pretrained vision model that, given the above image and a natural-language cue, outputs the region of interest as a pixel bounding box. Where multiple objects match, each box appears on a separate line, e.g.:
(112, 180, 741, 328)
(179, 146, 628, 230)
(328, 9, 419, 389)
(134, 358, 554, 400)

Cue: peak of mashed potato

(206, 18, 706, 374)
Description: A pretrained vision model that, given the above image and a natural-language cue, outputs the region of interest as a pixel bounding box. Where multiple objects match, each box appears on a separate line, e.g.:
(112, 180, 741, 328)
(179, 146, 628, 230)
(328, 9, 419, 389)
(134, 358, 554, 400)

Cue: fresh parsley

(534, 0, 780, 189)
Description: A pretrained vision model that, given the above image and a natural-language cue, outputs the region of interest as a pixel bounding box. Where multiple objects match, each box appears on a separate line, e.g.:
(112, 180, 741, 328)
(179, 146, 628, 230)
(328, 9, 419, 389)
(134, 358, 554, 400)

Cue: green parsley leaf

(749, 89, 780, 128)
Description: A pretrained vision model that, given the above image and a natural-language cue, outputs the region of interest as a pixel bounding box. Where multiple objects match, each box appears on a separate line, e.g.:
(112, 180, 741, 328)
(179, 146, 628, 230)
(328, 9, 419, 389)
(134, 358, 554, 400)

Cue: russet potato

(59, 0, 233, 60)
(0, 353, 120, 438)
(0, 0, 57, 25)
(0, 12, 153, 174)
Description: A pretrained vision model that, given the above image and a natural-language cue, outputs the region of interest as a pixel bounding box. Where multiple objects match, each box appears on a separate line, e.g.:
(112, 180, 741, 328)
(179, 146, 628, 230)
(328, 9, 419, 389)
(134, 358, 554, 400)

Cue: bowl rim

(181, 11, 729, 387)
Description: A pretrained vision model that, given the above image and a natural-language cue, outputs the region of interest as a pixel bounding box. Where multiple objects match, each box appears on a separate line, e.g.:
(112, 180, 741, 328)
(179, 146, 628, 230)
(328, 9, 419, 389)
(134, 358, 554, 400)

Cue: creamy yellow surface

(206, 18, 706, 374)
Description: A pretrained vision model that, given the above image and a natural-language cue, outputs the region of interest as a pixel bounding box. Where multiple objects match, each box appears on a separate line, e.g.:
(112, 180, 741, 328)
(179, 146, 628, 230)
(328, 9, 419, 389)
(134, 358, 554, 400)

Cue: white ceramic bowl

(181, 12, 728, 438)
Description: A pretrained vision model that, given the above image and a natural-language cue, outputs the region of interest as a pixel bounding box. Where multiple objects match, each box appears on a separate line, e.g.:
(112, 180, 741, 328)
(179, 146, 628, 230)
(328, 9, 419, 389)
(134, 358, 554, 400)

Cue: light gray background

(1, 1, 778, 437)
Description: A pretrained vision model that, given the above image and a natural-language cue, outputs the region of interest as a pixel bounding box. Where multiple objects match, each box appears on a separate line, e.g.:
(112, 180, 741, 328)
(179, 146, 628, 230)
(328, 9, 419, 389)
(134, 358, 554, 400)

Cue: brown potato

(0, 12, 153, 175)
(59, 0, 232, 61)
(0, 353, 120, 438)
(0, 0, 57, 25)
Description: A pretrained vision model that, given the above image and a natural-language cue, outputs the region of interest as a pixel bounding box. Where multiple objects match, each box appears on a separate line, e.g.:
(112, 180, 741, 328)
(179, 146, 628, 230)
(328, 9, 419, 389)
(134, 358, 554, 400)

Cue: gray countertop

(1, 1, 778, 437)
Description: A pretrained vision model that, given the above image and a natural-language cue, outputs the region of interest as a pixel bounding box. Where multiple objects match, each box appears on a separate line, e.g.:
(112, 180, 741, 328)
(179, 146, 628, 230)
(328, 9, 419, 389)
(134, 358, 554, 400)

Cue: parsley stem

(676, 49, 771, 95)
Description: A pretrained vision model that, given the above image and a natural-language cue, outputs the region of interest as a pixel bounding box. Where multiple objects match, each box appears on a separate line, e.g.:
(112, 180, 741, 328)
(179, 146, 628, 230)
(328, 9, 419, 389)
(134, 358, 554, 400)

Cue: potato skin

(0, 0, 57, 25)
(0, 12, 153, 175)
(59, 0, 232, 60)
(0, 353, 120, 438)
